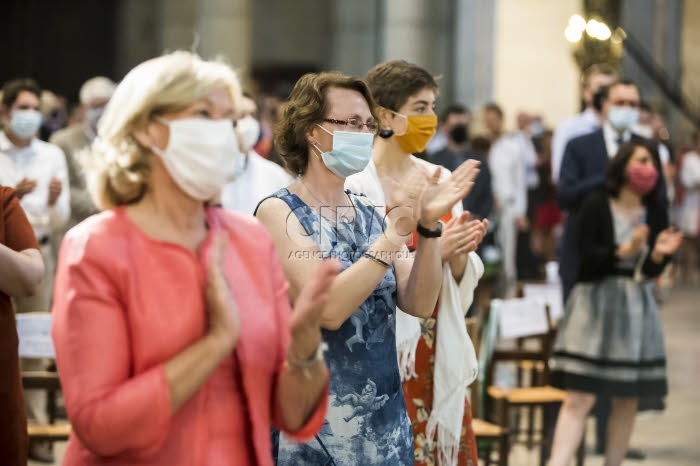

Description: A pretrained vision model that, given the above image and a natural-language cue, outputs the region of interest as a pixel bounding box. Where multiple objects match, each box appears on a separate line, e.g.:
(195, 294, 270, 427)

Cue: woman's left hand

(288, 259, 342, 360)
(439, 212, 488, 261)
(419, 159, 480, 226)
(652, 227, 683, 257)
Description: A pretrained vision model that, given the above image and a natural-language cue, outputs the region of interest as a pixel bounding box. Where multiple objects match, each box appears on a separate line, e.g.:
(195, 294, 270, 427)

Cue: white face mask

(151, 118, 242, 201)
(236, 116, 261, 152)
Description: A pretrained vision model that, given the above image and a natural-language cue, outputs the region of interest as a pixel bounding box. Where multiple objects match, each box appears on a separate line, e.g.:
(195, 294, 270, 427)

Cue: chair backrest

(521, 282, 564, 321)
(476, 299, 515, 417)
(481, 299, 556, 391)
(16, 312, 55, 359)
(497, 297, 550, 341)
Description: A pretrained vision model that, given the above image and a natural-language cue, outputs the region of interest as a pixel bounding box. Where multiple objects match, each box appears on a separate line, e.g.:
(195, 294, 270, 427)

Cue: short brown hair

(364, 60, 438, 112)
(275, 72, 377, 175)
(582, 63, 618, 88)
(483, 102, 504, 119)
(2, 78, 41, 108)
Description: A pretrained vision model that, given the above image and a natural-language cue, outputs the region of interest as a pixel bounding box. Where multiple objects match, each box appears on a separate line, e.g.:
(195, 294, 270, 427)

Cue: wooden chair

(514, 282, 586, 465)
(27, 424, 71, 442)
(17, 312, 71, 442)
(473, 418, 509, 466)
(465, 318, 510, 466)
(480, 298, 583, 466)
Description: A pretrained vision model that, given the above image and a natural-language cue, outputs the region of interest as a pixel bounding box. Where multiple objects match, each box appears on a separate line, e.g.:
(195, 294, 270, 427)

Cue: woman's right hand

(288, 259, 342, 361)
(630, 224, 650, 251)
(380, 160, 480, 245)
(419, 159, 480, 227)
(206, 232, 240, 350)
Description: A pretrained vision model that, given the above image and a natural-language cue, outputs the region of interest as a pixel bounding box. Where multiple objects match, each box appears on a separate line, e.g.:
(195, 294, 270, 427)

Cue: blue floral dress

(264, 188, 414, 466)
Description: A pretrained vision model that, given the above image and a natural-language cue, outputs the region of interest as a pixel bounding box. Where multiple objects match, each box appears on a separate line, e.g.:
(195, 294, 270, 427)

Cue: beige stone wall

(492, 0, 582, 129)
(680, 0, 700, 143)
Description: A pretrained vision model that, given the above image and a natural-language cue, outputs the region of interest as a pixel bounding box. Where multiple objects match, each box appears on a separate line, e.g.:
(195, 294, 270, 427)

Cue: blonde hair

(85, 51, 242, 209)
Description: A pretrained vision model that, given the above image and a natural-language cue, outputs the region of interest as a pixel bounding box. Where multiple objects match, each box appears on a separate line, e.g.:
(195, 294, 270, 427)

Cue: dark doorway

(0, 0, 118, 103)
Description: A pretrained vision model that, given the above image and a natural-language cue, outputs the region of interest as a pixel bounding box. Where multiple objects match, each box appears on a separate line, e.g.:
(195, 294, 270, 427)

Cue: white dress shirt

(680, 151, 700, 235)
(551, 108, 600, 183)
(513, 131, 540, 189)
(489, 134, 528, 218)
(602, 121, 632, 158)
(221, 150, 293, 215)
(0, 131, 70, 240)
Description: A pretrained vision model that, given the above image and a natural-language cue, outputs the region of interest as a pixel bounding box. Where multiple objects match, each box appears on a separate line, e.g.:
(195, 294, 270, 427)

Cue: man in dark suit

(558, 79, 657, 300)
(557, 78, 666, 459)
(429, 104, 493, 220)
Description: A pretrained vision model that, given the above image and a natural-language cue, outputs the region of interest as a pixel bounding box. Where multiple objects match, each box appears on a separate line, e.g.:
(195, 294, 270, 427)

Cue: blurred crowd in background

(3, 63, 700, 308)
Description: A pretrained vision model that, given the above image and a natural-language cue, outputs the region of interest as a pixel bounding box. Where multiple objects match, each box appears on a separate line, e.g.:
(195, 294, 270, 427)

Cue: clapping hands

(440, 212, 488, 262)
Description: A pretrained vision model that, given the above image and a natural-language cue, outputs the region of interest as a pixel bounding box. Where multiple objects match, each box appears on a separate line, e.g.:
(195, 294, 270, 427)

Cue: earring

(378, 128, 394, 139)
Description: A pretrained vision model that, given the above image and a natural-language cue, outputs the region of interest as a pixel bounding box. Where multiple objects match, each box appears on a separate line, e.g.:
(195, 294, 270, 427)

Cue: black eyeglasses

(323, 118, 379, 134)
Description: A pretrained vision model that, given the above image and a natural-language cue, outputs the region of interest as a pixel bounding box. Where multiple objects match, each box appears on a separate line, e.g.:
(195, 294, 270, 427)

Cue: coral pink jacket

(51, 207, 328, 466)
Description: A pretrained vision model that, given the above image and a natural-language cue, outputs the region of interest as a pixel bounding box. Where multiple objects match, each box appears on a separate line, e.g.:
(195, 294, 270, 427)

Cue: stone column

(329, 0, 381, 77)
(115, 0, 161, 77)
(622, 0, 684, 138)
(382, 0, 433, 65)
(160, 0, 198, 52)
(196, 0, 252, 81)
(680, 0, 700, 139)
(379, 0, 455, 107)
(453, 0, 496, 110)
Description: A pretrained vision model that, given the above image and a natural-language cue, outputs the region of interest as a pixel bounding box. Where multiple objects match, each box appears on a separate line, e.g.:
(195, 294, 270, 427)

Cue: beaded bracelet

(363, 251, 391, 268)
(286, 342, 328, 379)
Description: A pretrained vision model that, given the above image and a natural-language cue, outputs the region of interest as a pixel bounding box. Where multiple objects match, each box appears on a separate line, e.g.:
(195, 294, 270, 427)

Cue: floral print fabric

(268, 189, 414, 466)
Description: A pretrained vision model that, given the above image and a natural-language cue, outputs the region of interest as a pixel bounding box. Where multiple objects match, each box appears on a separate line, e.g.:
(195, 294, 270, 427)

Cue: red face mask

(626, 164, 658, 196)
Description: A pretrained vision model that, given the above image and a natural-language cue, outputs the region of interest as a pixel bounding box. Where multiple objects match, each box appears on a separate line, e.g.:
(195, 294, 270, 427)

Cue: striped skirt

(550, 276, 667, 398)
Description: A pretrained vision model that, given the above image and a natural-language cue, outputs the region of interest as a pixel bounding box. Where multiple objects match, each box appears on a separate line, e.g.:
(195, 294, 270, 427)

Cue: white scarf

(346, 158, 483, 466)
(399, 254, 482, 465)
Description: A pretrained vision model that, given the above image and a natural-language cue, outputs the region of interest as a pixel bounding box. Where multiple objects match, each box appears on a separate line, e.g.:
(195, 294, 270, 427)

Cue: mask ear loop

(310, 123, 333, 161)
(310, 142, 323, 161)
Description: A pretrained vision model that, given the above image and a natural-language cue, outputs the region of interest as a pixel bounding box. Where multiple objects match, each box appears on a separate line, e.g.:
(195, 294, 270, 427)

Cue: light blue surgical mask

(11, 109, 42, 139)
(313, 125, 373, 178)
(608, 107, 639, 131)
(86, 106, 105, 131)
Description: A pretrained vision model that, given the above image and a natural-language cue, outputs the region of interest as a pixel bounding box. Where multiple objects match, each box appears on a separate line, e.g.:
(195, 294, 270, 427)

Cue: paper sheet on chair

(522, 283, 564, 320)
(498, 298, 549, 340)
(16, 313, 55, 358)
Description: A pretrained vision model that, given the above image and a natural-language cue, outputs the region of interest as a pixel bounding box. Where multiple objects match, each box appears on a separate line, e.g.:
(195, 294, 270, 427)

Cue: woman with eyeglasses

(50, 52, 340, 466)
(346, 60, 488, 466)
(255, 72, 477, 465)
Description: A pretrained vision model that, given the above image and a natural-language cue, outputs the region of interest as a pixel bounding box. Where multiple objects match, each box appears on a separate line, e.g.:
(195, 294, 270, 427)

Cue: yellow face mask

(393, 113, 438, 154)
